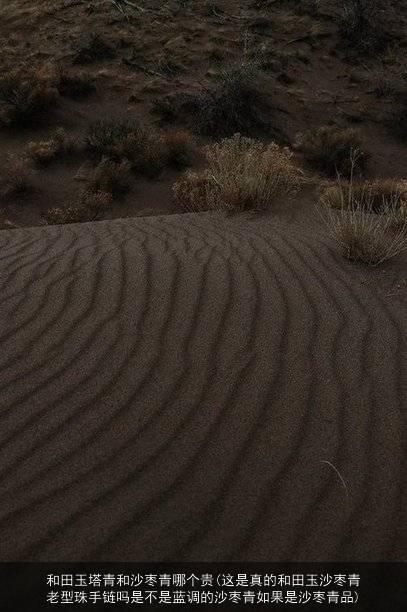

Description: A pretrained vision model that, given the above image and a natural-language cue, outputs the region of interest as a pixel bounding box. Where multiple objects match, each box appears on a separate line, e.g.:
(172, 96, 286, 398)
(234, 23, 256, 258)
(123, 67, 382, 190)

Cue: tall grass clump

(320, 154, 407, 265)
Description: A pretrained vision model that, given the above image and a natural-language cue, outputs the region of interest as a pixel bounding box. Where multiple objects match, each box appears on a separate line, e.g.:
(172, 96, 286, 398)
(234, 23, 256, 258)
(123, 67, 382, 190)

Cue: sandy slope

(0, 213, 406, 562)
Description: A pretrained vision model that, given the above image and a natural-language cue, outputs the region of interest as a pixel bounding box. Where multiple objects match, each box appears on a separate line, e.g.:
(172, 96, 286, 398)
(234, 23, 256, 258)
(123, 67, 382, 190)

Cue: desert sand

(0, 213, 406, 561)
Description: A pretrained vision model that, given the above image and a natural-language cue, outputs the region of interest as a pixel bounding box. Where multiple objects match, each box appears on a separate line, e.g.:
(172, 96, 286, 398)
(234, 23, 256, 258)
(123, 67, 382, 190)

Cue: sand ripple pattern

(0, 214, 406, 561)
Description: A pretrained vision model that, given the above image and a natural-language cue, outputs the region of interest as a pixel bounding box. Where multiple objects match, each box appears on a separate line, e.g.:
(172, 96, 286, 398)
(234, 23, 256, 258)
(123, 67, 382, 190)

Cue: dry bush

(0, 155, 35, 197)
(86, 120, 166, 177)
(173, 134, 304, 213)
(294, 126, 367, 178)
(320, 161, 407, 265)
(172, 171, 213, 213)
(28, 129, 82, 165)
(87, 159, 131, 197)
(337, 0, 390, 56)
(0, 68, 57, 127)
(44, 190, 112, 225)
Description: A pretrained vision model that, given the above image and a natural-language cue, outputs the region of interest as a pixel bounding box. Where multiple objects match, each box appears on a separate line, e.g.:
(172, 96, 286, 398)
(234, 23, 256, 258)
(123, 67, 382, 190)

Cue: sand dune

(0, 213, 406, 562)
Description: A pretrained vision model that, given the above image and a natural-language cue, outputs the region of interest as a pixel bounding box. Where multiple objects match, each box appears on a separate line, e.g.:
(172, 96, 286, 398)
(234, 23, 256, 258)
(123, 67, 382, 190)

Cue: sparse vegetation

(295, 126, 367, 178)
(173, 133, 304, 213)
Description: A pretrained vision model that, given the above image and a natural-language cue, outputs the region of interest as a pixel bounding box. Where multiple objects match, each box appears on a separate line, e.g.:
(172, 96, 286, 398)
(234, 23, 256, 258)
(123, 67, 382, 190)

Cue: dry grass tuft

(173, 133, 304, 213)
(295, 125, 367, 178)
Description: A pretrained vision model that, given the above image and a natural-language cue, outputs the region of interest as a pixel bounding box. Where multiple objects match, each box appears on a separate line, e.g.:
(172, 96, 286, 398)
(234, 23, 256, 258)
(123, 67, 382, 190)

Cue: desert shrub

(114, 131, 166, 177)
(0, 69, 57, 127)
(337, 0, 389, 56)
(86, 120, 139, 158)
(87, 159, 131, 197)
(320, 166, 407, 265)
(73, 35, 115, 65)
(154, 62, 271, 137)
(194, 62, 271, 136)
(44, 190, 112, 225)
(388, 100, 407, 141)
(173, 133, 304, 213)
(0, 155, 35, 197)
(57, 69, 95, 98)
(152, 91, 202, 124)
(28, 128, 82, 165)
(86, 120, 170, 177)
(294, 0, 322, 17)
(370, 67, 407, 99)
(294, 126, 367, 177)
(162, 130, 195, 168)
